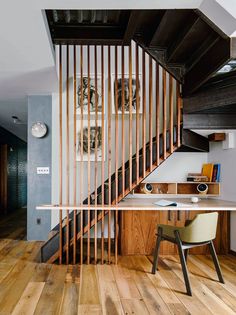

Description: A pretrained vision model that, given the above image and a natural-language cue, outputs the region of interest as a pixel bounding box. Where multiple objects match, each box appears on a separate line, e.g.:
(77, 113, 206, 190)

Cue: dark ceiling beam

(182, 37, 236, 96)
(184, 32, 219, 74)
(183, 113, 236, 129)
(180, 129, 209, 152)
(64, 10, 71, 23)
(148, 10, 192, 49)
(148, 10, 168, 47)
(122, 11, 141, 45)
(103, 10, 108, 23)
(148, 10, 176, 47)
(53, 38, 123, 45)
(167, 16, 200, 62)
(183, 81, 236, 114)
(52, 10, 59, 23)
(52, 25, 124, 44)
(91, 11, 96, 23)
(134, 39, 183, 82)
(78, 11, 83, 23)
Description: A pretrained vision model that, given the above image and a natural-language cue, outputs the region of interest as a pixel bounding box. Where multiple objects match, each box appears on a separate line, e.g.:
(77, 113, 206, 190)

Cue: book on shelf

(202, 163, 214, 182)
(188, 173, 202, 176)
(212, 164, 221, 182)
(187, 175, 209, 182)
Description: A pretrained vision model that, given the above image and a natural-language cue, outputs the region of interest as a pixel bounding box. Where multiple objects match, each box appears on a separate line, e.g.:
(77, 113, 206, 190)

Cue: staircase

(39, 9, 229, 265)
(41, 128, 178, 263)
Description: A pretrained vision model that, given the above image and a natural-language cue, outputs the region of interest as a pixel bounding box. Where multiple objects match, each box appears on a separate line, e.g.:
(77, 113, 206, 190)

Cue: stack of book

(187, 173, 209, 182)
(187, 163, 221, 182)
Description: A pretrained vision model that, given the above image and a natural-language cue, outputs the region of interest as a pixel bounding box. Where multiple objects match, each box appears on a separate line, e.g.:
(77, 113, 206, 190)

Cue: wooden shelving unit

(134, 182, 220, 196)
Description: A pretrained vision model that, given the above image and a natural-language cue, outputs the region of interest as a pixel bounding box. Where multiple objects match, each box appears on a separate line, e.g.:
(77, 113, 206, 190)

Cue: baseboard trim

(229, 250, 236, 256)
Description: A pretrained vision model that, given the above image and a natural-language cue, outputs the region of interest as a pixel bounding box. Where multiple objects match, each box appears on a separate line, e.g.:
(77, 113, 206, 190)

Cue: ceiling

(0, 0, 236, 141)
(45, 8, 235, 97)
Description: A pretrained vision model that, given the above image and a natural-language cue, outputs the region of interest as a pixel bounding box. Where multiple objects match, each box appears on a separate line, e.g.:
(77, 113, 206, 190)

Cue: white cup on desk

(191, 196, 199, 203)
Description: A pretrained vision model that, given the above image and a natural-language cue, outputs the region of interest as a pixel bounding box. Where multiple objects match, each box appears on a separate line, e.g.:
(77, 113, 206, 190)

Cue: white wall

(208, 132, 236, 252)
(143, 152, 208, 182)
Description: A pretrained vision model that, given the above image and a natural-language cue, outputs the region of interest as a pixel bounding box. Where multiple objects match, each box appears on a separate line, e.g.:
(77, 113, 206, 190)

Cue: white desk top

(36, 198, 236, 211)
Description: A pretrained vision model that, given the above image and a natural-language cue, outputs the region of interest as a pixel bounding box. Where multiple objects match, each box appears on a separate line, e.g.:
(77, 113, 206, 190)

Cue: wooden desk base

(120, 210, 229, 255)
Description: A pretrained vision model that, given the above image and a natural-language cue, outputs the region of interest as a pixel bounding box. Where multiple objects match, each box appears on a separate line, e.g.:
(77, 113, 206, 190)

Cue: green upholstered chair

(151, 212, 224, 296)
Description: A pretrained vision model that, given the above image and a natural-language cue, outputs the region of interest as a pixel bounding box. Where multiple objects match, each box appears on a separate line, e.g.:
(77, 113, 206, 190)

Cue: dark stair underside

(46, 9, 236, 96)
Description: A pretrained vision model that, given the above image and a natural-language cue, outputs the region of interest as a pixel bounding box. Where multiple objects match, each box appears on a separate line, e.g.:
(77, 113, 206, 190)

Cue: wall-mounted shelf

(134, 182, 220, 196)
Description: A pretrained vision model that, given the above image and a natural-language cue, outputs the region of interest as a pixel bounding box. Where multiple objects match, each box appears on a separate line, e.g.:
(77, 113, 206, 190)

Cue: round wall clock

(31, 122, 48, 138)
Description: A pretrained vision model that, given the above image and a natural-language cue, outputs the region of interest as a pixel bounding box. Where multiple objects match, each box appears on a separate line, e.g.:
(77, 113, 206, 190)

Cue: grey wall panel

(27, 95, 52, 241)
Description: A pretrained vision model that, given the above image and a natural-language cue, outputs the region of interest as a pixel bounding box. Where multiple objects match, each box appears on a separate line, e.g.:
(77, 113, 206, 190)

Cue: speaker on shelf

(141, 183, 153, 194)
(197, 183, 208, 195)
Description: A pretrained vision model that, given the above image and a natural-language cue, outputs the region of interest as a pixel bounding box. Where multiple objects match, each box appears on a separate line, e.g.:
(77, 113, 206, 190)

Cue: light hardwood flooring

(1, 211, 236, 314)
(0, 239, 236, 314)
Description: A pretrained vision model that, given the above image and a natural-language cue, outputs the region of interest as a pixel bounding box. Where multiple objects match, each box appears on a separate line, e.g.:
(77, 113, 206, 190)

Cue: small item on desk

(154, 199, 194, 207)
(191, 196, 199, 203)
(154, 199, 177, 207)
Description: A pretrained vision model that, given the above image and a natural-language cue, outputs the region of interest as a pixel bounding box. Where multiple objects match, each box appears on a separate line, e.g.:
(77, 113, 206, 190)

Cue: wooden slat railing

(41, 41, 182, 265)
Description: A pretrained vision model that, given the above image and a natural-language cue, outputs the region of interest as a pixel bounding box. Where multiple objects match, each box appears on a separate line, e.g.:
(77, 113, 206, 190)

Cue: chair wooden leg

(175, 231, 192, 296)
(209, 240, 225, 284)
(152, 227, 162, 274)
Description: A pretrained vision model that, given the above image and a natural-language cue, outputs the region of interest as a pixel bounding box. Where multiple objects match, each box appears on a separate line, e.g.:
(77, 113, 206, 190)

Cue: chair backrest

(181, 212, 218, 243)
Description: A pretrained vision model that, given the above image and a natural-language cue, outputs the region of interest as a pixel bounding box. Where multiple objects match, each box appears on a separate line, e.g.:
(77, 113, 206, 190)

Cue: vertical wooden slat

(101, 45, 105, 264)
(156, 62, 160, 166)
(73, 45, 77, 265)
(59, 45, 63, 265)
(115, 46, 119, 265)
(169, 75, 174, 153)
(66, 44, 70, 265)
(121, 45, 125, 197)
(162, 69, 167, 159)
(94, 45, 98, 264)
(108, 46, 111, 264)
(135, 44, 140, 184)
(177, 82, 182, 147)
(142, 50, 146, 177)
(149, 56, 153, 171)
(129, 44, 132, 190)
(115, 47, 119, 202)
(80, 45, 84, 265)
(87, 45, 91, 265)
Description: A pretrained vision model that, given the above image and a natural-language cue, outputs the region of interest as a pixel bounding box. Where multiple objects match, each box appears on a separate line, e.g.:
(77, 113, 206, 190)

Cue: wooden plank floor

(1, 211, 236, 314)
(0, 238, 236, 315)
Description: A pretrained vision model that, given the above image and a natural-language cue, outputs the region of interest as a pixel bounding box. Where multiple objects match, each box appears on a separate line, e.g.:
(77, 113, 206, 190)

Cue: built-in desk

(37, 198, 236, 211)
(37, 198, 236, 257)
(117, 197, 236, 256)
